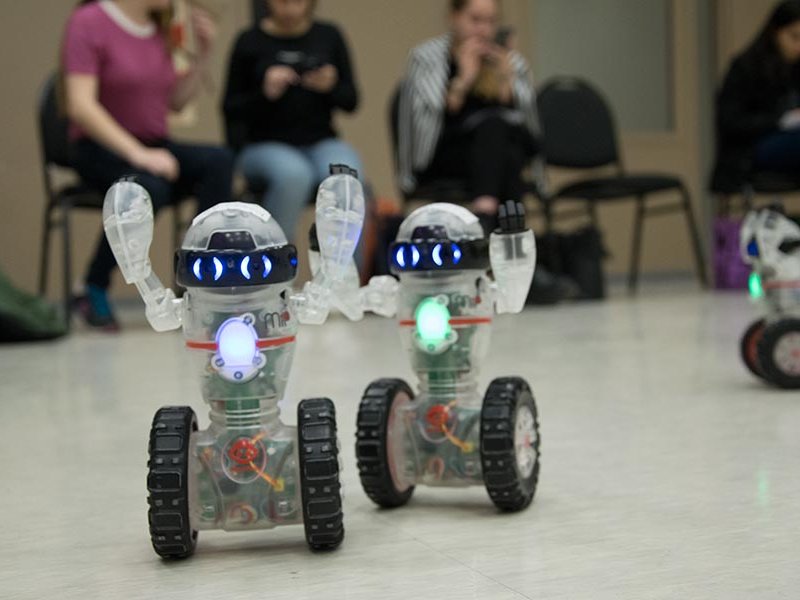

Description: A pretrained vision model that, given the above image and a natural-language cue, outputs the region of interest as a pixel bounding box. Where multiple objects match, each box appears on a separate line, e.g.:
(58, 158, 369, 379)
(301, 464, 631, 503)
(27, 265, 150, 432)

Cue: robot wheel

(481, 377, 541, 512)
(356, 378, 416, 508)
(740, 319, 768, 381)
(758, 318, 800, 389)
(297, 398, 344, 551)
(147, 406, 198, 559)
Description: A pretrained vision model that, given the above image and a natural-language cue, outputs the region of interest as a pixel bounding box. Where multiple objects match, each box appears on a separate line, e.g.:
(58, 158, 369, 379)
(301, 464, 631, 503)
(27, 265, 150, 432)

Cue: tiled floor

(1, 285, 797, 599)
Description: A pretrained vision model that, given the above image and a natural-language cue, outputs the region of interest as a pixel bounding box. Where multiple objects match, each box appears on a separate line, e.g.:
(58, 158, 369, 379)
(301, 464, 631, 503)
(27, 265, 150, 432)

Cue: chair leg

(628, 195, 646, 294)
(680, 185, 708, 287)
(61, 200, 73, 332)
(39, 203, 54, 296)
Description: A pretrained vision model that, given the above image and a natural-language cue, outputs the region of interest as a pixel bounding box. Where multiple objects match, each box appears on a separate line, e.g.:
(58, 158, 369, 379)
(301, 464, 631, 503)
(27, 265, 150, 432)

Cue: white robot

(355, 201, 541, 512)
(739, 206, 800, 388)
(103, 165, 394, 558)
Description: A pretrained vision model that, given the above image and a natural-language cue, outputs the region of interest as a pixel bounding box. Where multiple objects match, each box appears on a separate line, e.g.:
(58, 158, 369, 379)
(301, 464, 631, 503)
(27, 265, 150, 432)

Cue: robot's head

(175, 202, 298, 289)
(740, 207, 800, 282)
(390, 204, 490, 275)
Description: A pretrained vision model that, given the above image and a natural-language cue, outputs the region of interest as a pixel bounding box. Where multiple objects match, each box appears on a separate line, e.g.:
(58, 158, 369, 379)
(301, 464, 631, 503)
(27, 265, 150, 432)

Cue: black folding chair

(37, 74, 188, 329)
(537, 77, 707, 293)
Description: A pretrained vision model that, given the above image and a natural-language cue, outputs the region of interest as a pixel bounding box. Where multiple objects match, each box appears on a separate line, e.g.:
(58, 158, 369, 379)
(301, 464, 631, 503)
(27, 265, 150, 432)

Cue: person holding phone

(223, 0, 362, 245)
(397, 0, 539, 229)
(714, 1, 800, 190)
(62, 0, 234, 331)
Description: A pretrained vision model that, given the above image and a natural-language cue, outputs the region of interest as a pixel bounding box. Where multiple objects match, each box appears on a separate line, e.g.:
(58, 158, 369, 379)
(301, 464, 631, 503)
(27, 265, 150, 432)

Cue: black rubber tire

(147, 406, 198, 559)
(740, 319, 768, 381)
(757, 319, 800, 389)
(297, 398, 344, 551)
(355, 378, 415, 508)
(481, 377, 541, 512)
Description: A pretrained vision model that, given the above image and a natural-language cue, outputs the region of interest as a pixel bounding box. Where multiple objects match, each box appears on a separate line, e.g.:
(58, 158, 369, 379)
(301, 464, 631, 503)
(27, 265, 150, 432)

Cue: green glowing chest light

(749, 272, 764, 300)
(415, 297, 452, 344)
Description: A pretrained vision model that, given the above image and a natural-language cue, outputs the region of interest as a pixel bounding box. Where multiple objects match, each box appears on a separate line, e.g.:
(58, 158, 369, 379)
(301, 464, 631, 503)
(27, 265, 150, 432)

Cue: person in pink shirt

(62, 0, 234, 331)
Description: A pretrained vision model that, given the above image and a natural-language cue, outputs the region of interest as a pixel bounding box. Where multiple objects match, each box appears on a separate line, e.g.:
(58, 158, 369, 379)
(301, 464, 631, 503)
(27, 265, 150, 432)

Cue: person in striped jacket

(397, 0, 539, 230)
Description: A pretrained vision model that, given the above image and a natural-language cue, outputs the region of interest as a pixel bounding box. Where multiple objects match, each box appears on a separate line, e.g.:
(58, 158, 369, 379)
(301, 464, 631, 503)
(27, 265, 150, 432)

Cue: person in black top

(713, 1, 800, 191)
(223, 0, 362, 243)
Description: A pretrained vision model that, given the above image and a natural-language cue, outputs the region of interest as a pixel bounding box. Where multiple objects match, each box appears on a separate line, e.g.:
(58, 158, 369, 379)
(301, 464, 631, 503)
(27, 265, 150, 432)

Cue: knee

(271, 158, 316, 194)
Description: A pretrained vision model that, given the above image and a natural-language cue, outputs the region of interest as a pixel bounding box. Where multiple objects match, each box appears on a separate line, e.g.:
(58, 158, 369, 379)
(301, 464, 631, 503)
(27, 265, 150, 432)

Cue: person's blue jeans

(239, 138, 365, 245)
(755, 129, 800, 171)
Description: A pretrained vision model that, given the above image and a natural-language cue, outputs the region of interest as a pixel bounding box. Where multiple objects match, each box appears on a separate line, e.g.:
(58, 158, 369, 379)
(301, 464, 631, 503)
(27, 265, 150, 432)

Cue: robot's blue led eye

(747, 239, 760, 258)
(240, 256, 251, 280)
(213, 257, 224, 281)
(452, 243, 462, 265)
(395, 246, 406, 268)
(192, 258, 203, 280)
(411, 245, 421, 268)
(262, 255, 273, 278)
(432, 243, 443, 267)
(290, 256, 298, 267)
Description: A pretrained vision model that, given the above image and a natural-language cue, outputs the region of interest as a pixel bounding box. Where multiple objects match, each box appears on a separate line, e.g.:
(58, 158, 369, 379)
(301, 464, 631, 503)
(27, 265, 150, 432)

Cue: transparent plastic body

(103, 172, 368, 537)
(740, 209, 800, 321)
(370, 204, 536, 489)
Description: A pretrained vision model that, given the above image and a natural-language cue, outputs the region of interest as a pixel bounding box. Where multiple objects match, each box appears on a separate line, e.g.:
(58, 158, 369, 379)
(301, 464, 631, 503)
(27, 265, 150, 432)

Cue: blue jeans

(239, 138, 365, 244)
(755, 130, 800, 171)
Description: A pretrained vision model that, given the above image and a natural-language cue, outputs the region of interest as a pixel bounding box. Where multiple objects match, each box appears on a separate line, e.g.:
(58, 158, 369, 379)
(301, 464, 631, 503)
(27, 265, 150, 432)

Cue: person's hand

(487, 44, 514, 82)
(302, 65, 339, 94)
(191, 8, 217, 59)
(453, 36, 488, 90)
(263, 65, 300, 100)
(780, 108, 800, 130)
(130, 147, 180, 181)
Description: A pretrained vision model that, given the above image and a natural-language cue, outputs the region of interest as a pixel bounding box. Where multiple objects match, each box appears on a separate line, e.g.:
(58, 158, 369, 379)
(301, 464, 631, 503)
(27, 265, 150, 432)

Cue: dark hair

(451, 0, 498, 12)
(740, 1, 800, 87)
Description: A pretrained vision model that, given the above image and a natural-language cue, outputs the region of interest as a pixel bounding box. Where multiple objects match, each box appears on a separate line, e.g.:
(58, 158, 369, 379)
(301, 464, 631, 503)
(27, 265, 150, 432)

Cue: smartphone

(495, 26, 513, 48)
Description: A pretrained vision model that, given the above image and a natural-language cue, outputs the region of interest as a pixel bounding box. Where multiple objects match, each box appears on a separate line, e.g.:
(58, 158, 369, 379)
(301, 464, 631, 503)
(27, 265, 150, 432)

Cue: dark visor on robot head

(175, 245, 298, 288)
(389, 239, 490, 274)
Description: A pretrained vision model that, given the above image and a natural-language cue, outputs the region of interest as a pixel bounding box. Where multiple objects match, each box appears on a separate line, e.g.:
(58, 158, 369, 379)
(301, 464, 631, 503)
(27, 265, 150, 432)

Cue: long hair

(740, 1, 800, 89)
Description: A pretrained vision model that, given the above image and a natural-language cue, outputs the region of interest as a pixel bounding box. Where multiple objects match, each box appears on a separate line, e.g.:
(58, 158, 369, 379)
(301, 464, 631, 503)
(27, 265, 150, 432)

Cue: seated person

(397, 0, 539, 229)
(223, 0, 363, 244)
(714, 0, 800, 190)
(62, 0, 234, 331)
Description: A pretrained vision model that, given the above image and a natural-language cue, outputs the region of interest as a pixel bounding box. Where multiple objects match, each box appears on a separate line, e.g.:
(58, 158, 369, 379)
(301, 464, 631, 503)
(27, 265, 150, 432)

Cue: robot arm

(103, 179, 183, 332)
(490, 201, 536, 314)
(292, 165, 370, 324)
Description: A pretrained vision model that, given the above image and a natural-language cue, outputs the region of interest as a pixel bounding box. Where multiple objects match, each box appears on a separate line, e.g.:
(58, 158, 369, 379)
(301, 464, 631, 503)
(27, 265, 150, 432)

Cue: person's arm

(65, 75, 179, 180)
(446, 37, 483, 113)
(328, 27, 358, 112)
(718, 59, 782, 141)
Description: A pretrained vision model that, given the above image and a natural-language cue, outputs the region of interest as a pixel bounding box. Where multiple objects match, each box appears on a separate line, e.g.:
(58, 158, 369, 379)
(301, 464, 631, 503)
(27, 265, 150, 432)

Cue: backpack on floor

(0, 268, 66, 342)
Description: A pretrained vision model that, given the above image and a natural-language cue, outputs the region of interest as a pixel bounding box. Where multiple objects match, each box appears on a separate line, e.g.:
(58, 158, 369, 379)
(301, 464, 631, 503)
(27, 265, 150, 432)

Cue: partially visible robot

(104, 165, 389, 559)
(355, 201, 541, 512)
(739, 206, 800, 389)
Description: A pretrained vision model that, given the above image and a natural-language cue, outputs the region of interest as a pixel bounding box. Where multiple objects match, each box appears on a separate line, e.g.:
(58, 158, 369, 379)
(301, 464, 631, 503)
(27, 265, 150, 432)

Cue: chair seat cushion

(555, 174, 683, 201)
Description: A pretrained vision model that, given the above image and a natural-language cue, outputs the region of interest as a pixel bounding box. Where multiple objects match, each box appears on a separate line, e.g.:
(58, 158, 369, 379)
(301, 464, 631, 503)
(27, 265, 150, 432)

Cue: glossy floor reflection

(1, 286, 797, 599)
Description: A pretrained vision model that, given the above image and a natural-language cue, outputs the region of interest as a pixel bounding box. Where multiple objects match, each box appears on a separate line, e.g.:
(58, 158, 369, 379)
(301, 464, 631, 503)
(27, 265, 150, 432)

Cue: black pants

(73, 139, 235, 289)
(421, 116, 536, 202)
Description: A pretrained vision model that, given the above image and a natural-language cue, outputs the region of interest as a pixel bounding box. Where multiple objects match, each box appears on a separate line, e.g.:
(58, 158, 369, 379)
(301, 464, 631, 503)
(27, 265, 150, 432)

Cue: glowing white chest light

(211, 314, 266, 382)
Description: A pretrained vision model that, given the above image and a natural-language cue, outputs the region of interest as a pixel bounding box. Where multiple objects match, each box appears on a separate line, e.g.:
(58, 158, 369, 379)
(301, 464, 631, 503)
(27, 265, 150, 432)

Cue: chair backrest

(537, 77, 619, 169)
(38, 74, 73, 169)
(388, 83, 402, 172)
